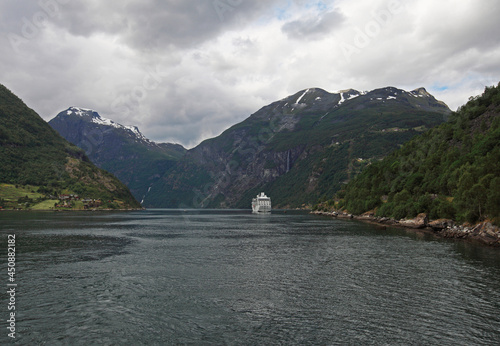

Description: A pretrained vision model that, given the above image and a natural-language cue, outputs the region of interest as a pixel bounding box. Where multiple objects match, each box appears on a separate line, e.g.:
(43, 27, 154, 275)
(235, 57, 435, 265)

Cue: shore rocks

(470, 222, 500, 246)
(311, 209, 500, 247)
(399, 213, 428, 229)
(428, 219, 455, 230)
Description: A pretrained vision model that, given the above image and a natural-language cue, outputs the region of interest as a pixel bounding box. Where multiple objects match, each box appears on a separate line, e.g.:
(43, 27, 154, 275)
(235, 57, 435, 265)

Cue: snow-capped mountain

(151, 86, 451, 208)
(274, 86, 450, 115)
(49, 107, 186, 205)
(63, 107, 151, 144)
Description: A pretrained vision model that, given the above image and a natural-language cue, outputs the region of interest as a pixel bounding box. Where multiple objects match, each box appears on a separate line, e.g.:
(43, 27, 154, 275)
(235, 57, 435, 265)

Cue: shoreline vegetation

(311, 210, 500, 247)
(0, 183, 143, 212)
(310, 84, 500, 247)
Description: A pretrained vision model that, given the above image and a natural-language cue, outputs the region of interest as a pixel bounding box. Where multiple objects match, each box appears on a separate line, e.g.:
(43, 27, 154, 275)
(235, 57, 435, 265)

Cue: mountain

(338, 83, 500, 224)
(49, 107, 186, 205)
(0, 85, 140, 210)
(149, 86, 451, 208)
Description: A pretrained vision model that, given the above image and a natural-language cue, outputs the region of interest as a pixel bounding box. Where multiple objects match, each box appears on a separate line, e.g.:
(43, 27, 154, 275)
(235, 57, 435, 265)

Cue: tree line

(322, 83, 500, 225)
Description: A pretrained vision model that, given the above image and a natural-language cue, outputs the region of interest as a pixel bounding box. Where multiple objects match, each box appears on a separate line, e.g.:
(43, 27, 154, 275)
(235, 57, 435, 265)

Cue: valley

(48, 86, 450, 209)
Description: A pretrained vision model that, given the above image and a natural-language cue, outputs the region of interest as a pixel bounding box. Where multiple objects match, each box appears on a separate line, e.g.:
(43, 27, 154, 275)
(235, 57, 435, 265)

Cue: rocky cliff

(150, 86, 450, 208)
(49, 107, 186, 205)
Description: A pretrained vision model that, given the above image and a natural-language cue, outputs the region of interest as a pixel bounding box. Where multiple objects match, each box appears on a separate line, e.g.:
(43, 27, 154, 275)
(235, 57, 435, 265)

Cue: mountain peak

(337, 88, 361, 94)
(66, 106, 99, 117)
(56, 107, 149, 143)
(336, 88, 365, 105)
(410, 87, 431, 97)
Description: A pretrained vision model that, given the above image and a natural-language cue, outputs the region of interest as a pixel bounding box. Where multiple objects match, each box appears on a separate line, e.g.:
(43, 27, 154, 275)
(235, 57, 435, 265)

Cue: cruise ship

(252, 192, 271, 213)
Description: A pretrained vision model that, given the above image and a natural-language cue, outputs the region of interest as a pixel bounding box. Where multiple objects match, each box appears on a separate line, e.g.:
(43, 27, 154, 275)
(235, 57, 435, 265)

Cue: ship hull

(252, 192, 271, 213)
(252, 204, 271, 213)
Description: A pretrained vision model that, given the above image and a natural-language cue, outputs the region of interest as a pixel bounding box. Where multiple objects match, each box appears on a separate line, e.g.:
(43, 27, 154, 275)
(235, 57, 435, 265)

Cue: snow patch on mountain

(66, 107, 149, 143)
(295, 89, 310, 104)
(408, 87, 431, 98)
(67, 107, 95, 116)
(337, 90, 361, 106)
(338, 92, 346, 105)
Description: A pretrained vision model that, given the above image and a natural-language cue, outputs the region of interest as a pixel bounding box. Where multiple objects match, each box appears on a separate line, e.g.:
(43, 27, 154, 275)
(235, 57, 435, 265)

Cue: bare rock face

(471, 222, 500, 246)
(400, 213, 428, 229)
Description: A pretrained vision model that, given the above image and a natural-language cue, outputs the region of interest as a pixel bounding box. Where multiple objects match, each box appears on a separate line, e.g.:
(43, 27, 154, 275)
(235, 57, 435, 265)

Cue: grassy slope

(0, 184, 43, 200)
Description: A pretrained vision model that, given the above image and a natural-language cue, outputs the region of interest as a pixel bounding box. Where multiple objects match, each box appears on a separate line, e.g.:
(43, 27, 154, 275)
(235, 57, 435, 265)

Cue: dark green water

(1, 209, 500, 345)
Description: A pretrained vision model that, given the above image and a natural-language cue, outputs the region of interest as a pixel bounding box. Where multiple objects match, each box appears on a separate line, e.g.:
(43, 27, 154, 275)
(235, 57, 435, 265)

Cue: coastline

(0, 207, 145, 212)
(311, 210, 500, 247)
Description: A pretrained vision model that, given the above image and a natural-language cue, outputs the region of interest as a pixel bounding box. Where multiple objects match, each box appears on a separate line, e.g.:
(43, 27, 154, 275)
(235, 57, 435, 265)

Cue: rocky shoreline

(311, 210, 500, 247)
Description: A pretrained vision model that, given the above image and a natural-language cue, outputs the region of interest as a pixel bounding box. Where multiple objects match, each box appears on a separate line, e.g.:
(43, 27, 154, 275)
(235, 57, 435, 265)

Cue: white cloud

(0, 0, 499, 148)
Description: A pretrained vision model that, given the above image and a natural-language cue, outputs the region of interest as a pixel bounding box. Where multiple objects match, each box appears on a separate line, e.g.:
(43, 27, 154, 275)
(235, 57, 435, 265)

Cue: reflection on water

(1, 210, 500, 345)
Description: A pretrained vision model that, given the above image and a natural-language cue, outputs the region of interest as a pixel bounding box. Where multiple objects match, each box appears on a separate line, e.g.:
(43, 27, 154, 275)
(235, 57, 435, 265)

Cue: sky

(1, 0, 499, 148)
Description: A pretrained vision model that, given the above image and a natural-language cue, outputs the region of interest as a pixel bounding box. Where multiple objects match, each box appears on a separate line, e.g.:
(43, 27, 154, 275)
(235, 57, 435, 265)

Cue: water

(1, 209, 500, 345)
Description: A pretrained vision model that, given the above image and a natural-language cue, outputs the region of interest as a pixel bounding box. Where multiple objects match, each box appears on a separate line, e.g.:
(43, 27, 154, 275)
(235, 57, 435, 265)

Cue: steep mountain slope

(49, 107, 186, 205)
(0, 84, 140, 209)
(150, 86, 451, 208)
(339, 83, 500, 224)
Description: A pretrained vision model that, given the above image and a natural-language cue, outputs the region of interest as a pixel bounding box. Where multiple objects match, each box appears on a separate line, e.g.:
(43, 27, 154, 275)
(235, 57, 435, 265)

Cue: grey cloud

(10, 0, 284, 51)
(282, 9, 345, 40)
(0, 0, 285, 53)
(416, 1, 500, 57)
(0, 2, 46, 31)
(140, 78, 255, 148)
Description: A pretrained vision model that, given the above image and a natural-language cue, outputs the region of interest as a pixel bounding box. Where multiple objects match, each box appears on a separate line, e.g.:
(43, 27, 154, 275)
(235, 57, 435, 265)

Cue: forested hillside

(337, 83, 500, 224)
(0, 84, 140, 210)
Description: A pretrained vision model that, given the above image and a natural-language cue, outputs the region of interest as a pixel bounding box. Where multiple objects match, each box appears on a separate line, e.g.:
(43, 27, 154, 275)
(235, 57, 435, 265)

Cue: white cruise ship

(252, 192, 271, 213)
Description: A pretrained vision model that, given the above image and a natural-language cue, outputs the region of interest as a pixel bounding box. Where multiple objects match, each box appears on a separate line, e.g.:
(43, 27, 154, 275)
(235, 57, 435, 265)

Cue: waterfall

(286, 150, 290, 173)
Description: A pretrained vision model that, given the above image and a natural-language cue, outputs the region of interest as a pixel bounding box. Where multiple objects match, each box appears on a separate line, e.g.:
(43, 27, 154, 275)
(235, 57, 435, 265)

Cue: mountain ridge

(49, 107, 186, 205)
(48, 85, 451, 209)
(147, 85, 451, 208)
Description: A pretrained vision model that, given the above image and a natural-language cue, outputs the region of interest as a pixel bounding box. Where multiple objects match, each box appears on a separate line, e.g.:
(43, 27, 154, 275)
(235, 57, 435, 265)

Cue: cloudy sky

(1, 0, 499, 148)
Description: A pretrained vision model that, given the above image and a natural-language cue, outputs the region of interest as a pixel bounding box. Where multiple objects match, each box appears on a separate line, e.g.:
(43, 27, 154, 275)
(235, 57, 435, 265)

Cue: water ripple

(4, 210, 500, 345)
